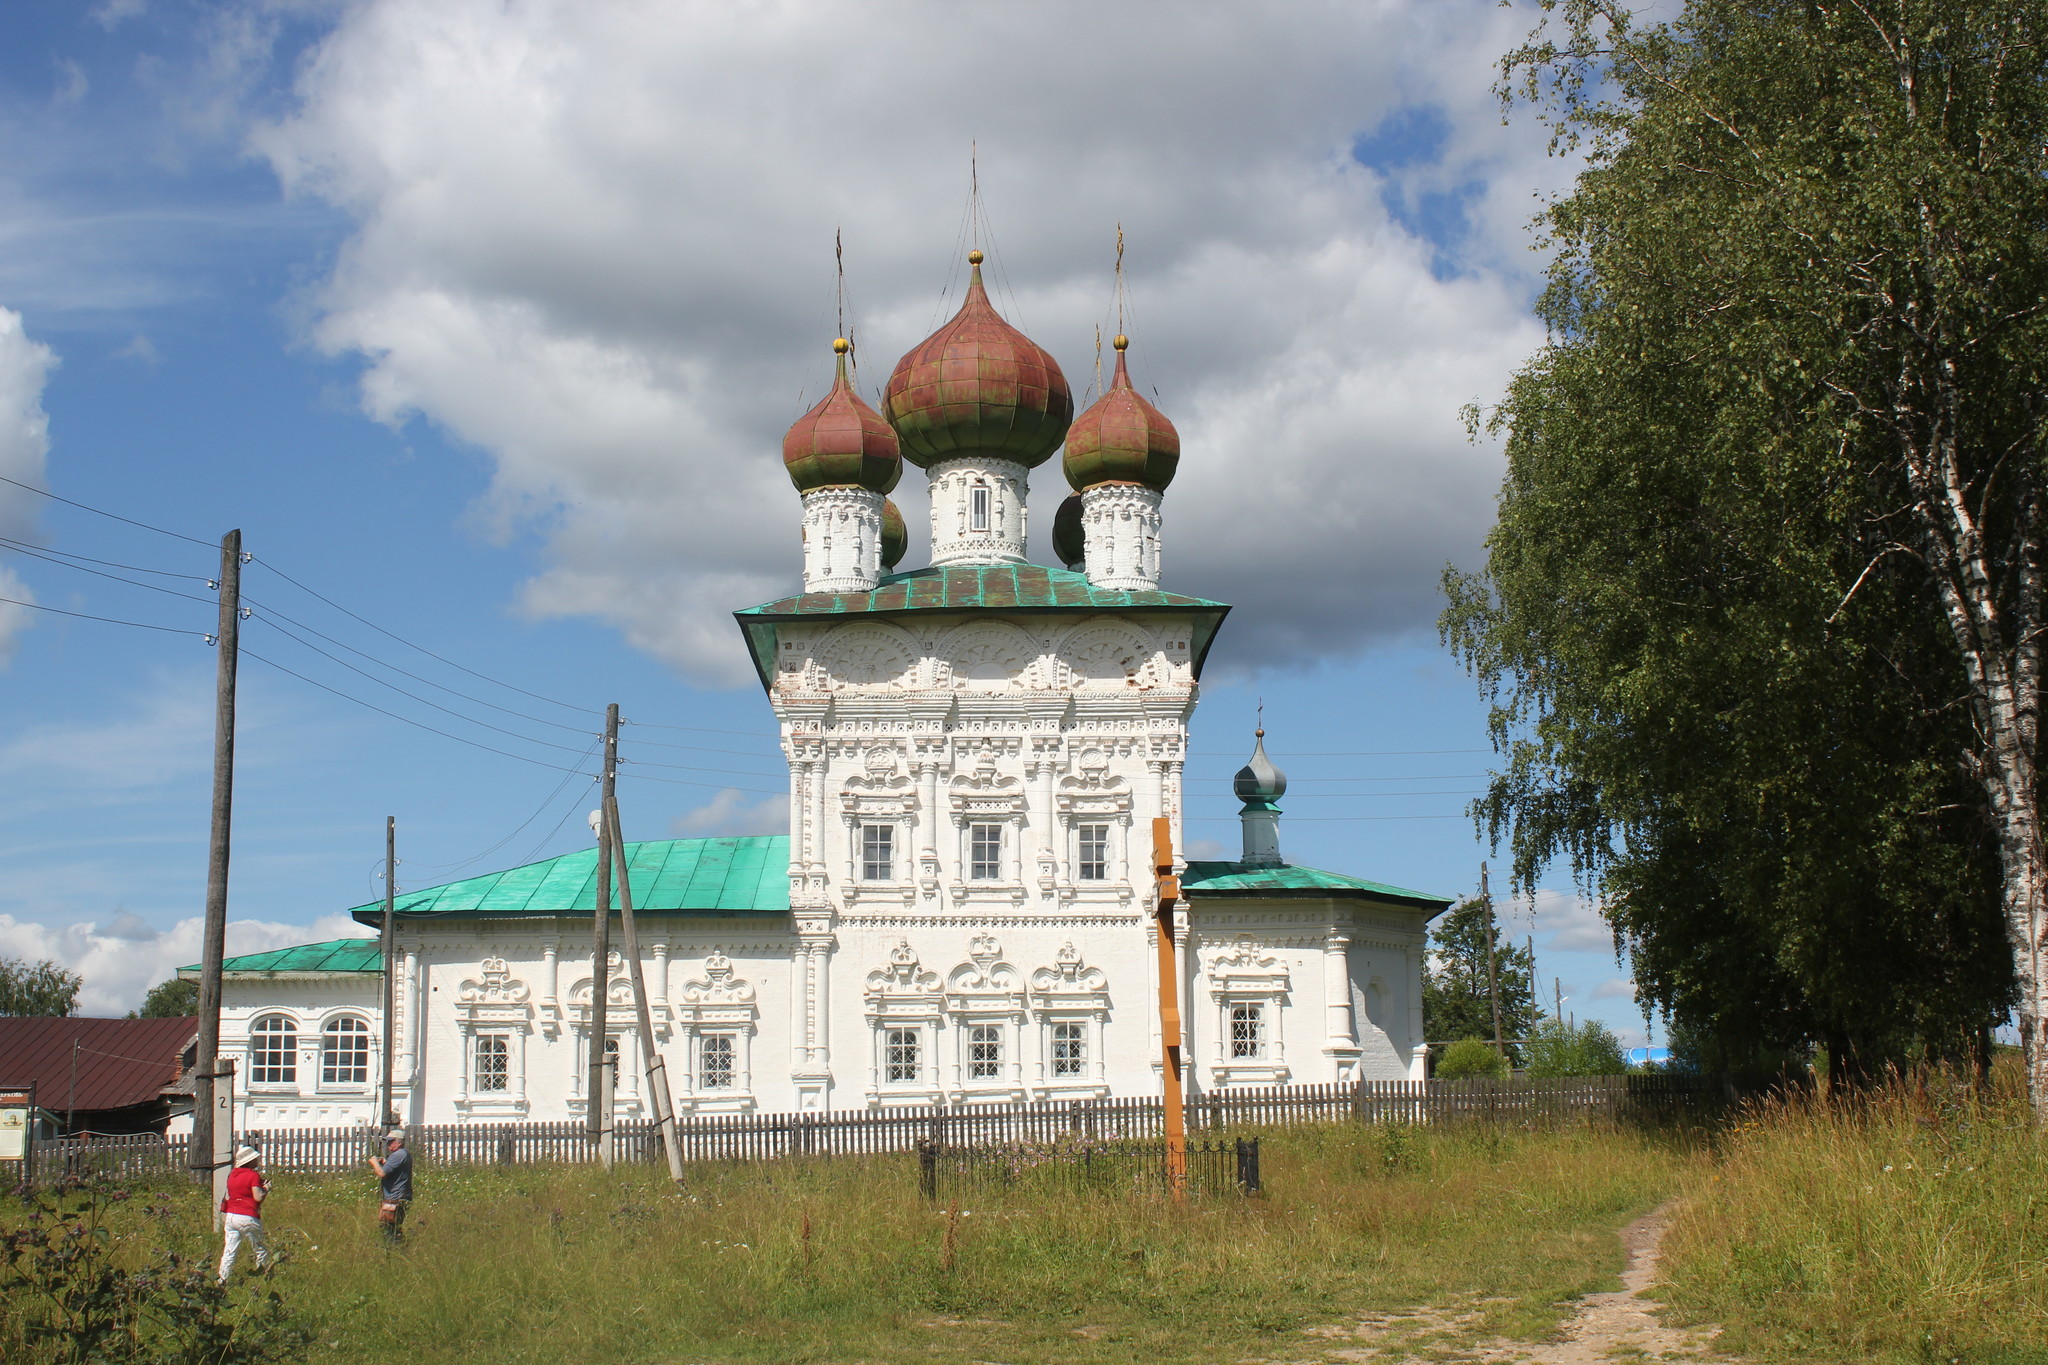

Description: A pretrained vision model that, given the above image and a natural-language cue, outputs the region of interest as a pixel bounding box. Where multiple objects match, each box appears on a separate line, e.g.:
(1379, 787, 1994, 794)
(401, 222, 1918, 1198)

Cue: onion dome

(783, 338, 902, 494)
(883, 250, 1073, 469)
(1064, 334, 1179, 492)
(1233, 728, 1287, 809)
(880, 498, 906, 572)
(1052, 491, 1085, 569)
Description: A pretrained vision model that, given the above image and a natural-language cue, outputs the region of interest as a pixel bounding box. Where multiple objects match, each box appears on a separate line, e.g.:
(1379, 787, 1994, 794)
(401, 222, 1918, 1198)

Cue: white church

(184, 251, 1451, 1131)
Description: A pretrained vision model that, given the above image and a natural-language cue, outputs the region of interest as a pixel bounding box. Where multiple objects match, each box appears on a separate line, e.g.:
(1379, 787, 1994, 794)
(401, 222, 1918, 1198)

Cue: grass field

(6, 1121, 1684, 1365)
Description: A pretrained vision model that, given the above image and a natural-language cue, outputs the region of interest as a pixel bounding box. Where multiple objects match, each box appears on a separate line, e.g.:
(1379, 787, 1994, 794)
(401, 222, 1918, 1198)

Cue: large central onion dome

(783, 339, 902, 494)
(1064, 334, 1179, 491)
(883, 250, 1073, 469)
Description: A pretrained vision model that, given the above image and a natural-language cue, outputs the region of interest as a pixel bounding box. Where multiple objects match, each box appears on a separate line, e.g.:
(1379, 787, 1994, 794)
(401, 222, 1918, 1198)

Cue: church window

(1076, 824, 1110, 881)
(474, 1035, 509, 1092)
(249, 1016, 296, 1085)
(320, 1016, 370, 1086)
(1051, 1022, 1087, 1077)
(968, 1025, 1002, 1079)
(884, 1027, 920, 1083)
(970, 485, 991, 532)
(1230, 1004, 1266, 1059)
(862, 824, 895, 880)
(969, 823, 1003, 880)
(701, 1034, 736, 1090)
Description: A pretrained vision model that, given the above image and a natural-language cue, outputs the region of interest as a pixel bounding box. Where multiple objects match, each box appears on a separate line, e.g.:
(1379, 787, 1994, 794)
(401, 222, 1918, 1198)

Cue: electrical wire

(401, 738, 603, 874)
(0, 473, 217, 548)
(625, 720, 781, 738)
(240, 647, 595, 776)
(1183, 813, 1476, 822)
(248, 556, 605, 718)
(616, 769, 786, 795)
(1185, 789, 1488, 799)
(0, 539, 220, 606)
(617, 756, 790, 779)
(1190, 748, 1491, 758)
(246, 611, 600, 757)
(0, 594, 207, 637)
(0, 535, 207, 581)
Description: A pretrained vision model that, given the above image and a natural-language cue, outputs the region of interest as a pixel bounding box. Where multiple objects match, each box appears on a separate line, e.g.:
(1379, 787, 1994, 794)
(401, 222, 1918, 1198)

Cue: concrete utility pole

(585, 704, 619, 1166)
(1481, 862, 1505, 1060)
(607, 790, 684, 1184)
(191, 529, 242, 1199)
(380, 816, 397, 1127)
(1152, 817, 1186, 1200)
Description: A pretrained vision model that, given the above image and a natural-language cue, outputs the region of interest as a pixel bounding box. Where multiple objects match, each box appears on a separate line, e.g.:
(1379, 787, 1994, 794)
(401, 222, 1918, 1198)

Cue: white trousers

(219, 1213, 270, 1281)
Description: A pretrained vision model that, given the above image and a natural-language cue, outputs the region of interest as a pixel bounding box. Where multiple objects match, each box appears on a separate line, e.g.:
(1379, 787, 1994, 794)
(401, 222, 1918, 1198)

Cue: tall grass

(4, 1121, 1685, 1365)
(1663, 1065, 2048, 1364)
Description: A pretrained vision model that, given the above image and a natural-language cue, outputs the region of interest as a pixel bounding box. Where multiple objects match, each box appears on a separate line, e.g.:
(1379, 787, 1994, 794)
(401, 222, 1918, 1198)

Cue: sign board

(0, 1085, 35, 1163)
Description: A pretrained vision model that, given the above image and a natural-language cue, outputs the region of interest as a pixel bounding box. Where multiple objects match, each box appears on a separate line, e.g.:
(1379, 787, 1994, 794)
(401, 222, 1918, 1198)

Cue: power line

(616, 770, 786, 796)
(1185, 789, 1488, 799)
(247, 611, 599, 757)
(242, 594, 598, 737)
(0, 593, 208, 638)
(0, 539, 219, 606)
(624, 735, 785, 758)
(1183, 813, 1476, 823)
(402, 739, 602, 874)
(1187, 773, 1490, 784)
(0, 472, 216, 548)
(0, 535, 207, 581)
(618, 756, 790, 780)
(249, 556, 606, 719)
(625, 720, 781, 739)
(240, 647, 595, 776)
(1189, 748, 1490, 758)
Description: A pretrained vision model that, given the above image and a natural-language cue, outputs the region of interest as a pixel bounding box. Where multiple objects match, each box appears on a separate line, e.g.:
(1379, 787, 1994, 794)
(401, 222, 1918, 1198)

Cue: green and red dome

(783, 339, 902, 495)
(1063, 335, 1178, 492)
(883, 251, 1072, 470)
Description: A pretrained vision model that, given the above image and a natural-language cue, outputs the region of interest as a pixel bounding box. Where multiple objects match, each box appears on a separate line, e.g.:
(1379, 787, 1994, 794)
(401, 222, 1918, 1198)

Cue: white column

(928, 457, 1028, 565)
(1407, 946, 1429, 1080)
(801, 488, 885, 593)
(541, 940, 559, 1008)
(1080, 482, 1164, 590)
(652, 940, 671, 1009)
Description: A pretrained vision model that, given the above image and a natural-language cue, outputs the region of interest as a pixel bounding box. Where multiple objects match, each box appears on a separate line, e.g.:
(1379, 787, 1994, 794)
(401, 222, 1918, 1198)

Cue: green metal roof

(178, 938, 383, 978)
(1181, 861, 1452, 913)
(344, 836, 791, 925)
(733, 563, 1230, 691)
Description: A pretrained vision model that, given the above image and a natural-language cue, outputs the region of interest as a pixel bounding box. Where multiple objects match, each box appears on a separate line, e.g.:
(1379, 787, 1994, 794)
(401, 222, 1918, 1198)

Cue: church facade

(183, 250, 1449, 1132)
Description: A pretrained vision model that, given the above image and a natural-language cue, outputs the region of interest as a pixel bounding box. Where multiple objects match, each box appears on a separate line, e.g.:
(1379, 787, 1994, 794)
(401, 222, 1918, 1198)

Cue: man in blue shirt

(369, 1129, 412, 1243)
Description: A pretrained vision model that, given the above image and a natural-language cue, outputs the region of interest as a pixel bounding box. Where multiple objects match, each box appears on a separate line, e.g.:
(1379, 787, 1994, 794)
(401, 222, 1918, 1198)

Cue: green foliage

(0, 1176, 309, 1364)
(0, 958, 80, 1017)
(1444, 0, 2041, 1079)
(128, 978, 199, 1020)
(1523, 1020, 1627, 1079)
(1424, 895, 1539, 1053)
(1436, 1037, 1511, 1080)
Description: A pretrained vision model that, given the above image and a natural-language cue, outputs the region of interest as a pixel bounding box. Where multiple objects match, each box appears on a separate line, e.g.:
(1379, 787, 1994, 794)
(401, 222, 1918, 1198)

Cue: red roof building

(0, 1017, 196, 1134)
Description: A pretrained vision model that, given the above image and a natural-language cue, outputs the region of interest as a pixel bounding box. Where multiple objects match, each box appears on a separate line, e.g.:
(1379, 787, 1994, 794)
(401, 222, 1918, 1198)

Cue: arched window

(321, 1016, 371, 1086)
(249, 1015, 297, 1085)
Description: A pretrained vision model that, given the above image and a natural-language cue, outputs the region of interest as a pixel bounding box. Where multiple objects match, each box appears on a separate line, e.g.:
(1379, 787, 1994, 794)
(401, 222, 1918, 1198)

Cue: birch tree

(1451, 0, 2046, 1098)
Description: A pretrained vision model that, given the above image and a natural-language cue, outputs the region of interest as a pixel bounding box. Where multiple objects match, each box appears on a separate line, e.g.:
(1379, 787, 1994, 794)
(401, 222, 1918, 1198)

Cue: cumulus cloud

(1500, 888, 1616, 955)
(251, 0, 1557, 685)
(672, 787, 787, 839)
(0, 307, 54, 667)
(0, 911, 373, 1017)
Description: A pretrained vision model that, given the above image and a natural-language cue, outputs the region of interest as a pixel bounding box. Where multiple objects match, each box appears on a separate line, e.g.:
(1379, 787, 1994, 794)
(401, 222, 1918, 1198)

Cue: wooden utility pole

(380, 816, 397, 1127)
(607, 790, 684, 1184)
(1151, 817, 1186, 1200)
(191, 529, 241, 1194)
(1481, 862, 1505, 1060)
(586, 704, 619, 1166)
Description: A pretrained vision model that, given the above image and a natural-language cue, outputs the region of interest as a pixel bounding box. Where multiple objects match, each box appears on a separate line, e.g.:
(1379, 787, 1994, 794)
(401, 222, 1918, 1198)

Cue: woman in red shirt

(218, 1145, 271, 1283)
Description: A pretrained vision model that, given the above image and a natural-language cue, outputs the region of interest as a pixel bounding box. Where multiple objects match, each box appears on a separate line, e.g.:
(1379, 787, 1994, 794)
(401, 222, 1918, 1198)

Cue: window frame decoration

(675, 948, 757, 1111)
(841, 745, 918, 904)
(968, 822, 1003, 880)
(247, 1014, 298, 1088)
(566, 951, 642, 1119)
(698, 1033, 738, 1090)
(1205, 935, 1292, 1086)
(455, 955, 534, 1115)
(1074, 822, 1112, 881)
(863, 940, 944, 1106)
(944, 932, 1026, 1100)
(1055, 747, 1132, 902)
(1027, 941, 1111, 1099)
(318, 1014, 371, 1089)
(948, 746, 1026, 904)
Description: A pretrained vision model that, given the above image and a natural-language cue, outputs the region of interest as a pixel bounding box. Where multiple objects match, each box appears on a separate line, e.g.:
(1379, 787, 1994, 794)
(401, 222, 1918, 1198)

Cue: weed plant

(3, 1120, 1682, 1365)
(1663, 1063, 2048, 1364)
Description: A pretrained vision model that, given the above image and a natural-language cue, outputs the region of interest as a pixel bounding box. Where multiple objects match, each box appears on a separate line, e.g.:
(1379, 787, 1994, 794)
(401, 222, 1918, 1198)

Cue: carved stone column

(1321, 929, 1361, 1080)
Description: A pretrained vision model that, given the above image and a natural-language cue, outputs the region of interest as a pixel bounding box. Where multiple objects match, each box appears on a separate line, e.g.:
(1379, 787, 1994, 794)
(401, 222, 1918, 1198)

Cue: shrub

(1435, 1037, 1510, 1080)
(1522, 1019, 1627, 1078)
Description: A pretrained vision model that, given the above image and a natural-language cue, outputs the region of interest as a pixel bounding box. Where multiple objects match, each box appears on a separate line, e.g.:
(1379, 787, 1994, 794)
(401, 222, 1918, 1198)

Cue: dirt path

(1289, 1202, 1745, 1363)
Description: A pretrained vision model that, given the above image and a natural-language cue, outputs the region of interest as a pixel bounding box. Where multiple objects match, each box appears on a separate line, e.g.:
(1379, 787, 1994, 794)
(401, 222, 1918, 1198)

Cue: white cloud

(1500, 888, 1615, 955)
(0, 307, 54, 666)
(0, 911, 372, 1017)
(251, 0, 1555, 685)
(1592, 977, 1637, 1001)
(672, 787, 786, 839)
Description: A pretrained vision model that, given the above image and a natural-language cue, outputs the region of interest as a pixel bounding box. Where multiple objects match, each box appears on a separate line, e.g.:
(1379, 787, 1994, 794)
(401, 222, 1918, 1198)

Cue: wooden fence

(17, 1073, 1776, 1186)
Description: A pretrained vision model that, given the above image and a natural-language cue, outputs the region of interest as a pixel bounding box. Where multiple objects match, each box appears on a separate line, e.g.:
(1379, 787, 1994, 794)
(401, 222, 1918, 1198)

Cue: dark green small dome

(1052, 492, 1085, 569)
(880, 498, 907, 571)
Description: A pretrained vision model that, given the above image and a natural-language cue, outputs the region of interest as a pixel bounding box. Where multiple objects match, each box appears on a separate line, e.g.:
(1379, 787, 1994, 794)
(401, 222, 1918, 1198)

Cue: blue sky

(0, 0, 1644, 1041)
